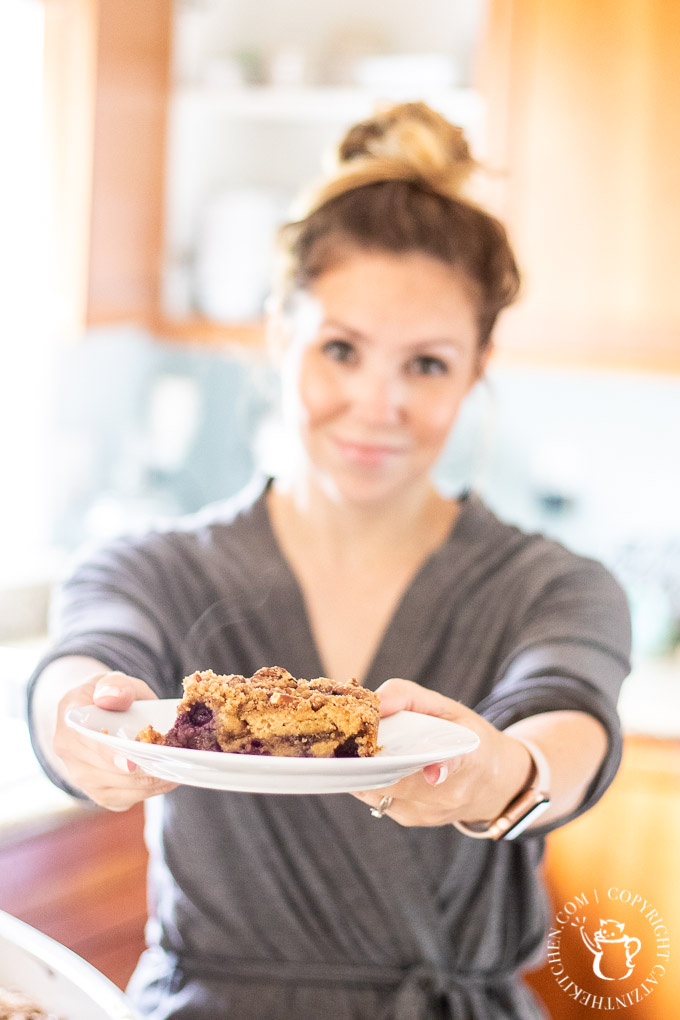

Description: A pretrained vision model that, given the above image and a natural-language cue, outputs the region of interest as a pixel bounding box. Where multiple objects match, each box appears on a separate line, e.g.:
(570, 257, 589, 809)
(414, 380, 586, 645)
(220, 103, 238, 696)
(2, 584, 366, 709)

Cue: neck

(269, 472, 457, 570)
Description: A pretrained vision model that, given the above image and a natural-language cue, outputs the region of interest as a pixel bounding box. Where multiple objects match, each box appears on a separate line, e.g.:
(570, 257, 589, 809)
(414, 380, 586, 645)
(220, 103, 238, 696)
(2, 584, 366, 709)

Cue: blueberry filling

(187, 702, 214, 727)
(333, 735, 360, 758)
(240, 738, 266, 755)
(165, 702, 221, 751)
(225, 732, 363, 757)
(162, 699, 366, 757)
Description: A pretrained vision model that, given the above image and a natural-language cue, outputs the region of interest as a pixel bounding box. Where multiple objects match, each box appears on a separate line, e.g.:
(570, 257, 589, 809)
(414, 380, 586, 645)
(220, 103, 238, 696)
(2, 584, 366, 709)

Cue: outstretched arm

(353, 677, 607, 831)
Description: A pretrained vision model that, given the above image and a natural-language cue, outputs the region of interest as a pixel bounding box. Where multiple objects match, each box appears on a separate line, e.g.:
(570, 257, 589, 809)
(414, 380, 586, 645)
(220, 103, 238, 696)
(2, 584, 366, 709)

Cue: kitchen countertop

(0, 639, 84, 840)
(618, 653, 680, 739)
(0, 718, 82, 839)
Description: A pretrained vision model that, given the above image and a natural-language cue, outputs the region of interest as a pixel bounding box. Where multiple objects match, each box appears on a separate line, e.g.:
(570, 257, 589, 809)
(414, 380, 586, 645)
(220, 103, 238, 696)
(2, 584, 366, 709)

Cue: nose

(348, 365, 406, 425)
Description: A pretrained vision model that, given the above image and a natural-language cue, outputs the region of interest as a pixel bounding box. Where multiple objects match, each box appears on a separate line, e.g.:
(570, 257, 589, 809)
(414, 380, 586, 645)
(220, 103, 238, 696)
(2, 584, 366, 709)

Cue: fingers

(363, 679, 536, 828)
(92, 671, 160, 710)
(85, 775, 178, 812)
(375, 677, 470, 722)
(90, 751, 178, 810)
(359, 759, 457, 806)
(422, 761, 450, 786)
(352, 677, 475, 825)
(88, 769, 177, 811)
(55, 671, 153, 758)
(352, 782, 455, 828)
(113, 754, 138, 774)
(53, 671, 176, 811)
(61, 730, 177, 810)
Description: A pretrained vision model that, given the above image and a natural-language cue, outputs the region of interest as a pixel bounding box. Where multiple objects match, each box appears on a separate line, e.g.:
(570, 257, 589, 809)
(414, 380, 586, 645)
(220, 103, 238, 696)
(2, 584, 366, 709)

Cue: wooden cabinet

(49, 1, 680, 369)
(86, 0, 171, 326)
(44, 0, 173, 336)
(480, 0, 680, 372)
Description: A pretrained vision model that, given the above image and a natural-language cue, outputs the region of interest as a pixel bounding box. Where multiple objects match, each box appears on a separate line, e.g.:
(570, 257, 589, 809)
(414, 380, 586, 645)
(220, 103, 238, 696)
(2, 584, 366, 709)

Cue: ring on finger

(370, 795, 394, 819)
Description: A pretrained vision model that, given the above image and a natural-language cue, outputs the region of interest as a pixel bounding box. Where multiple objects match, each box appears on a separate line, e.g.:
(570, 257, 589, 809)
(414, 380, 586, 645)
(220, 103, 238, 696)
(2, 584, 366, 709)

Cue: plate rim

(66, 701, 480, 772)
(65, 700, 480, 792)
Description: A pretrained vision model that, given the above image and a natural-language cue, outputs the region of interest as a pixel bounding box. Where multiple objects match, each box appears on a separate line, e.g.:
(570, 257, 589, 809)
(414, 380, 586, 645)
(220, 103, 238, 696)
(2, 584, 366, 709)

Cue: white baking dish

(0, 910, 139, 1019)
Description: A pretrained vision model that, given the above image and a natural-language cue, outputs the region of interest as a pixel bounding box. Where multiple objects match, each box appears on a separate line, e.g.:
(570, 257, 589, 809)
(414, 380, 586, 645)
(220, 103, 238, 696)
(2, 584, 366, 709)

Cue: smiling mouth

(333, 438, 406, 465)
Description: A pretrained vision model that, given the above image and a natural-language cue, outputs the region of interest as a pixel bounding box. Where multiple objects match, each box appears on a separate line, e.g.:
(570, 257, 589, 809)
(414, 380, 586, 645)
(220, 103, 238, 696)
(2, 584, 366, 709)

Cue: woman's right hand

(53, 671, 177, 811)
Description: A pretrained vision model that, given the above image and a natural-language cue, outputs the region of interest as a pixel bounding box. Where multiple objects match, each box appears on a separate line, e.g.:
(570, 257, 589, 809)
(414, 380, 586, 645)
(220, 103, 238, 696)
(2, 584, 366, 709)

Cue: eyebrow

(320, 319, 467, 353)
(320, 319, 363, 339)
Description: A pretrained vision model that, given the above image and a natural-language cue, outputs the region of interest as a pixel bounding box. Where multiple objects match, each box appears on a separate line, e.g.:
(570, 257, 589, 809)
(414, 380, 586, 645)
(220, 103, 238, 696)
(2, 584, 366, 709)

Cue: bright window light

(0, 0, 58, 587)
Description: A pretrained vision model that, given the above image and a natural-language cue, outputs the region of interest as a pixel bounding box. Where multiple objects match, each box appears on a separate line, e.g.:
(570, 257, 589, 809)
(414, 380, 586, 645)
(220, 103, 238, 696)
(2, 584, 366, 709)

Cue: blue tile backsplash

(48, 325, 680, 657)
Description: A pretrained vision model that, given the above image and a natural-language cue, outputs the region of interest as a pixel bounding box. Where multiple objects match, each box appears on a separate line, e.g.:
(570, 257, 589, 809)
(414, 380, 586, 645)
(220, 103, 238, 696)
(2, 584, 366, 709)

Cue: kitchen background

(0, 1, 678, 1016)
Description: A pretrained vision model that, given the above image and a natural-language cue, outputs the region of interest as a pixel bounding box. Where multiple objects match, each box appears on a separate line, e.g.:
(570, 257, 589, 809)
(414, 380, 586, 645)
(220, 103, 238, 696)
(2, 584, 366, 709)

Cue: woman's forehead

(300, 254, 479, 338)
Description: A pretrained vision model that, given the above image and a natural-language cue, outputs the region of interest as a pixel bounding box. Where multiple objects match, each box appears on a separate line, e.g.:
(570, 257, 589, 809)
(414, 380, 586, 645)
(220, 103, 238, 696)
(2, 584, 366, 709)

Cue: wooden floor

(0, 803, 148, 990)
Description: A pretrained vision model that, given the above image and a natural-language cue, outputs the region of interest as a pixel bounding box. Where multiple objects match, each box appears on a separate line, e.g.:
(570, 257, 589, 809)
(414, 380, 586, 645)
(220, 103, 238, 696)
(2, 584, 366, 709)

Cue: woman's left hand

(353, 677, 533, 828)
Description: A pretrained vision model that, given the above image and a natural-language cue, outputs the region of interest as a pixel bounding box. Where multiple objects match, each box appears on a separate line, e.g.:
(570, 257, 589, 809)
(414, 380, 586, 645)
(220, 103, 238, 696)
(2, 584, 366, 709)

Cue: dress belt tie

(163, 950, 516, 1018)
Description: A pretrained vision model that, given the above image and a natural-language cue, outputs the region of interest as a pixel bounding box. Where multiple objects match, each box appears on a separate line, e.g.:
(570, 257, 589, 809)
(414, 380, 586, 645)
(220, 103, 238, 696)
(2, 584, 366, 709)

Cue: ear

(465, 342, 493, 397)
(475, 342, 493, 382)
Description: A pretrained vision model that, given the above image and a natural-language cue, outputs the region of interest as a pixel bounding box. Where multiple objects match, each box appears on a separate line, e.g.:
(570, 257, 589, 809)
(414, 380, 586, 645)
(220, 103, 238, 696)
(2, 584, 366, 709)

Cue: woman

(28, 103, 630, 1019)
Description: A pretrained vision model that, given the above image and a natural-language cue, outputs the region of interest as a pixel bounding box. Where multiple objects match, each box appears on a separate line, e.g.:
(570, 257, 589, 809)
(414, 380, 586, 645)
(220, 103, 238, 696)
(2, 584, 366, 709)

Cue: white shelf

(163, 78, 487, 318)
(172, 83, 485, 132)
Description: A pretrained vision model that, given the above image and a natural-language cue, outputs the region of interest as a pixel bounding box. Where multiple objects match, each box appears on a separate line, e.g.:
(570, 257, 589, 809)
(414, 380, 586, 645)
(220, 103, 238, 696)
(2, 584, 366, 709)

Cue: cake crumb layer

(137, 667, 381, 758)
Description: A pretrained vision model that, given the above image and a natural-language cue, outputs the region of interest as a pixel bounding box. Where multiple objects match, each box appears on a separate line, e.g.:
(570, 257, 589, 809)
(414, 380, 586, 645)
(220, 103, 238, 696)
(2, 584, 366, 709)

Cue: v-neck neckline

(252, 477, 475, 688)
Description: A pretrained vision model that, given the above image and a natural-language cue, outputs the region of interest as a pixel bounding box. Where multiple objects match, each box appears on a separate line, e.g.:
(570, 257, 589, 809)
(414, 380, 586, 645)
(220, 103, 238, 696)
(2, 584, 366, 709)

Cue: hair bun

(295, 101, 477, 217)
(338, 101, 475, 187)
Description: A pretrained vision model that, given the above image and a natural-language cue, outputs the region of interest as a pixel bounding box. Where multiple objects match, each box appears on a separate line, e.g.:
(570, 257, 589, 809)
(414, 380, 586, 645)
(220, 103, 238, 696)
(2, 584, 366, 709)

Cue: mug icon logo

(546, 887, 670, 1010)
(575, 917, 642, 981)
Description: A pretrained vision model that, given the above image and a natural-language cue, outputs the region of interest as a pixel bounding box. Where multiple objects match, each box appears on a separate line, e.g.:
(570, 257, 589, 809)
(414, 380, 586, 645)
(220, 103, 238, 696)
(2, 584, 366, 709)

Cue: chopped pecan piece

(269, 690, 296, 706)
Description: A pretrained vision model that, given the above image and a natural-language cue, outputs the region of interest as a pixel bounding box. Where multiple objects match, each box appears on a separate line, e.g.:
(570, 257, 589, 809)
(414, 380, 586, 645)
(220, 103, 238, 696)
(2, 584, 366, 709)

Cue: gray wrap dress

(28, 477, 631, 1019)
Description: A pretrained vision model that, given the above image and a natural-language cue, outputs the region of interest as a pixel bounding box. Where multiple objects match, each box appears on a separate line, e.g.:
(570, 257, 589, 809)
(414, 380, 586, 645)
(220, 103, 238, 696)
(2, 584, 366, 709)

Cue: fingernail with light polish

(96, 685, 121, 699)
(434, 764, 449, 786)
(114, 755, 135, 773)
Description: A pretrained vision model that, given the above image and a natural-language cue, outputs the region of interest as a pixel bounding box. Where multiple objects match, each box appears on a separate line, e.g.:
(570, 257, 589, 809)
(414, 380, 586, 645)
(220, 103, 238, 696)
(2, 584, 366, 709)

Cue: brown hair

(274, 101, 520, 350)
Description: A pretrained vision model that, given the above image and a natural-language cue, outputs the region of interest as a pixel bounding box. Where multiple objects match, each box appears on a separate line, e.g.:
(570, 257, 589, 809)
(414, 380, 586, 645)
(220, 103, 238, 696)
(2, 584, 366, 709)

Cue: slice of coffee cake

(137, 666, 380, 758)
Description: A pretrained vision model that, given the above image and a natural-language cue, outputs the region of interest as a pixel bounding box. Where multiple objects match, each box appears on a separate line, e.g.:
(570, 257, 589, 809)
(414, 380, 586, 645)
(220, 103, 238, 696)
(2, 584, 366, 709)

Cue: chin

(318, 464, 417, 507)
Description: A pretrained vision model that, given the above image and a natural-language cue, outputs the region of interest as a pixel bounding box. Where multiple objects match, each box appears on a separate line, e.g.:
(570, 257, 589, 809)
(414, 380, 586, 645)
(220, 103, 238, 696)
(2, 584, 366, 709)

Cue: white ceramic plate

(0, 910, 139, 1019)
(66, 700, 480, 794)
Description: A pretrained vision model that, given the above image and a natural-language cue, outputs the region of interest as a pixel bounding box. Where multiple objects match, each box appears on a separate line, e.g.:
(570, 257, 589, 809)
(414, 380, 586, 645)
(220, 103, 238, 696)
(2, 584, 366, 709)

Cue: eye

(320, 339, 357, 364)
(407, 354, 450, 377)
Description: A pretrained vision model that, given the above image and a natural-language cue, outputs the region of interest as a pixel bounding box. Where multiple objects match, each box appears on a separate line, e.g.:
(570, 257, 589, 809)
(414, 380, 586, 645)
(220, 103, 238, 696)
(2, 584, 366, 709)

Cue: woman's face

(275, 248, 487, 505)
